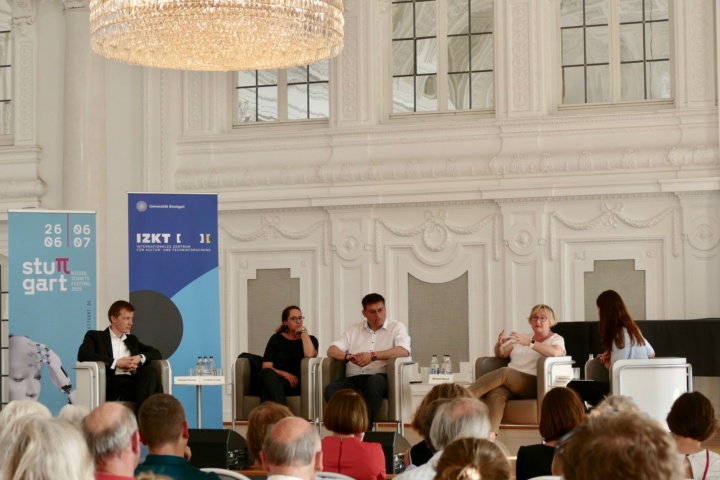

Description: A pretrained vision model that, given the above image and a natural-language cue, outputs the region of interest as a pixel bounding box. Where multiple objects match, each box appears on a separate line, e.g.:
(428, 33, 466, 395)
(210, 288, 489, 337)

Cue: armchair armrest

(536, 356, 574, 418)
(300, 357, 322, 421)
(149, 360, 172, 395)
(232, 358, 253, 427)
(386, 357, 415, 425)
(474, 357, 510, 379)
(73, 361, 106, 410)
(585, 356, 609, 383)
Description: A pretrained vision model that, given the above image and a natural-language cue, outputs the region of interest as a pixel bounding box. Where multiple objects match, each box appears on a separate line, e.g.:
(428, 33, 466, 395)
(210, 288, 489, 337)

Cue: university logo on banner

(128, 193, 221, 428)
(8, 210, 96, 414)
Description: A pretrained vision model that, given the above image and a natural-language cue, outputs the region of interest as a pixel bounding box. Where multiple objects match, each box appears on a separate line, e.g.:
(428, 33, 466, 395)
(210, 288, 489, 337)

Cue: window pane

(287, 84, 308, 120)
(393, 77, 415, 113)
(646, 60, 671, 99)
(620, 62, 645, 101)
(620, 23, 644, 62)
(415, 1, 437, 38)
(560, 0, 583, 28)
(448, 37, 469, 72)
(471, 34, 493, 71)
(416, 75, 438, 111)
(586, 64, 610, 103)
(237, 71, 256, 88)
(646, 0, 669, 21)
(309, 61, 329, 82)
(470, 0, 493, 33)
(287, 66, 307, 85)
(646, 21, 669, 60)
(257, 86, 278, 122)
(236, 88, 257, 123)
(309, 83, 330, 118)
(448, 73, 469, 110)
(471, 71, 494, 109)
(619, 0, 643, 23)
(393, 40, 415, 76)
(393, 3, 414, 39)
(447, 0, 469, 35)
(416, 38, 438, 75)
(585, 0, 609, 25)
(586, 25, 609, 64)
(562, 28, 585, 65)
(563, 66, 586, 104)
(258, 69, 277, 86)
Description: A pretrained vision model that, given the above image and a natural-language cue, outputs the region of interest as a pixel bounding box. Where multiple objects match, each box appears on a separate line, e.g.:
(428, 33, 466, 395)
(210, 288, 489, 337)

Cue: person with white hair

(0, 399, 51, 435)
(83, 402, 141, 480)
(262, 416, 324, 480)
(59, 403, 91, 429)
(0, 416, 95, 480)
(395, 397, 491, 480)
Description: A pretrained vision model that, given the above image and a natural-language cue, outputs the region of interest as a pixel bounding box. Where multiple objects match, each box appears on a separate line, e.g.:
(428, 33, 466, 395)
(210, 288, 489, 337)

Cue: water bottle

(201, 356, 209, 375)
(208, 356, 217, 376)
(589, 354, 594, 360)
(430, 355, 440, 375)
(194, 356, 203, 375)
(443, 354, 453, 375)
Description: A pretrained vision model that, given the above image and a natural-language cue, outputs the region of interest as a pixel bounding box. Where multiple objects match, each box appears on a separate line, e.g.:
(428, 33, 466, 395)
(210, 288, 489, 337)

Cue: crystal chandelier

(89, 0, 344, 71)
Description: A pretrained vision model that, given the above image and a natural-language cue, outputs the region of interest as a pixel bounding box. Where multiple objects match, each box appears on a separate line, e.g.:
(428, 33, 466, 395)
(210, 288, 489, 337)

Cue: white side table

(174, 376, 225, 428)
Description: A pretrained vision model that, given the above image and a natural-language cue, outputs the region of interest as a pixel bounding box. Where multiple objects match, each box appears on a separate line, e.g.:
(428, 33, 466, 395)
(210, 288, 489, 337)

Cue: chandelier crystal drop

(89, 0, 344, 71)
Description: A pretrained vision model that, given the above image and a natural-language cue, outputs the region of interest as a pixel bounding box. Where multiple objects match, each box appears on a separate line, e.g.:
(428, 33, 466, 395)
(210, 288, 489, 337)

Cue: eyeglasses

(288, 316, 305, 322)
(531, 315, 548, 323)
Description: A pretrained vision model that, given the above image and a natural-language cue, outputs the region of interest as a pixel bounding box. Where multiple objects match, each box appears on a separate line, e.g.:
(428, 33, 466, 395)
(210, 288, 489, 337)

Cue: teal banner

(8, 210, 96, 414)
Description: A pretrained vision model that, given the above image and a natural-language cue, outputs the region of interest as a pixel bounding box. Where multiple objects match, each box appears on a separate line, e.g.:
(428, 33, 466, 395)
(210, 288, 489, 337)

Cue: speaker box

(363, 431, 411, 474)
(187, 429, 250, 470)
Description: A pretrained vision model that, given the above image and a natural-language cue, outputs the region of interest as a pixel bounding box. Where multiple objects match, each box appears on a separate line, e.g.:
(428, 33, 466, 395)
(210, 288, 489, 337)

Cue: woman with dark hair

(434, 438, 511, 480)
(260, 306, 318, 405)
(596, 289, 655, 368)
(667, 392, 720, 480)
(321, 388, 386, 480)
(515, 387, 586, 480)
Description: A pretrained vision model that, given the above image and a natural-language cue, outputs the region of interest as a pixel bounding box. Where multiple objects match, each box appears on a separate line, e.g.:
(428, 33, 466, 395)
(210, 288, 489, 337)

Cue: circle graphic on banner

(129, 290, 183, 358)
(136, 201, 148, 212)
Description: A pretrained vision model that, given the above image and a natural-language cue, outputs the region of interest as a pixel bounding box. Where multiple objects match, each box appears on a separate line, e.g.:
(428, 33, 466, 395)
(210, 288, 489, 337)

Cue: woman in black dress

(260, 306, 318, 405)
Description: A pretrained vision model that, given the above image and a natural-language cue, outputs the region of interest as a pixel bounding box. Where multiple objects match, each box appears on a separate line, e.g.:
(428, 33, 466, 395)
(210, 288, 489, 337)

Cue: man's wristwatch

(370, 351, 377, 362)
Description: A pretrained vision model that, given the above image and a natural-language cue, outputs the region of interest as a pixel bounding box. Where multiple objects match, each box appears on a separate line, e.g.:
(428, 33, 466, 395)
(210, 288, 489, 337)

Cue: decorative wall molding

(375, 210, 500, 263)
(549, 203, 680, 260)
(12, 0, 34, 34)
(341, 17, 358, 122)
(185, 72, 203, 132)
(509, 2, 530, 113)
(220, 217, 330, 265)
(16, 41, 33, 141)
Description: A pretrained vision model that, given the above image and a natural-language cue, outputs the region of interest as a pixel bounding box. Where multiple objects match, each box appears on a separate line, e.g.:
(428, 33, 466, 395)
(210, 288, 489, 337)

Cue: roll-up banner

(128, 193, 221, 428)
(8, 210, 96, 414)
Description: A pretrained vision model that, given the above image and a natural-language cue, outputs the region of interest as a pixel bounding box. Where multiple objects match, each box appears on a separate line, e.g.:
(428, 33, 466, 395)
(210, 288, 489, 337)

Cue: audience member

(262, 416, 323, 480)
(321, 388, 385, 480)
(515, 387, 585, 480)
(0, 416, 94, 480)
(396, 397, 491, 480)
(135, 393, 220, 479)
(324, 293, 411, 427)
(587, 394, 639, 417)
(83, 402, 140, 480)
(667, 391, 720, 480)
(406, 383, 472, 468)
(0, 398, 51, 435)
(434, 437, 511, 480)
(60, 403, 91, 428)
(246, 402, 294, 469)
(556, 411, 684, 480)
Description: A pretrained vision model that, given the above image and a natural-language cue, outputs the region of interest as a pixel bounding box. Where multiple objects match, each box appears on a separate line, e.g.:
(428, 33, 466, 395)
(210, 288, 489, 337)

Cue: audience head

(59, 403, 91, 429)
(411, 383, 472, 434)
(108, 300, 135, 321)
(82, 402, 140, 469)
(429, 397, 490, 452)
(362, 293, 385, 309)
(667, 391, 718, 442)
(596, 290, 644, 351)
(588, 394, 640, 417)
(527, 304, 557, 327)
(435, 437, 511, 480)
(138, 393, 187, 450)
(0, 399, 51, 435)
(247, 402, 294, 462)
(557, 411, 684, 480)
(323, 388, 369, 435)
(262, 417, 322, 479)
(0, 416, 94, 480)
(539, 387, 586, 442)
(277, 305, 303, 334)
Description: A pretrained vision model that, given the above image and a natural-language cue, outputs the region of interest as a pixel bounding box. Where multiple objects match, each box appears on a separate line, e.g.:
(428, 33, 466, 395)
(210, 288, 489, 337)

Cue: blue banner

(8, 210, 96, 414)
(128, 193, 221, 428)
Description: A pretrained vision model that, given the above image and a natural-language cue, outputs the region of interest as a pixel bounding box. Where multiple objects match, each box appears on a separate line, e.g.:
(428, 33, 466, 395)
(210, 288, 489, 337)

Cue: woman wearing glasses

(260, 305, 318, 406)
(467, 304, 566, 438)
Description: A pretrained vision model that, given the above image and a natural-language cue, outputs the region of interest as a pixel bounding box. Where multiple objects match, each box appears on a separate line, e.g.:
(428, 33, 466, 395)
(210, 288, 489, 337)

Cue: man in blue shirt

(135, 394, 220, 480)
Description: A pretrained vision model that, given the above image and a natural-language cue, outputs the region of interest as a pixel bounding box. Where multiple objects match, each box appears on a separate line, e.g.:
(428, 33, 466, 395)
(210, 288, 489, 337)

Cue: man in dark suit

(78, 300, 163, 410)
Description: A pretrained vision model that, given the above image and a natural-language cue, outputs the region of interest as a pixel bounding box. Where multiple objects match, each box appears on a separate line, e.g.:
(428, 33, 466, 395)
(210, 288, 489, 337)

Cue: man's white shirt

(330, 319, 411, 376)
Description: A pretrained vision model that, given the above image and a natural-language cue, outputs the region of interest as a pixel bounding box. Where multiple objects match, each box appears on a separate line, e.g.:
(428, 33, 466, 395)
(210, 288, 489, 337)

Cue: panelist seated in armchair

(324, 293, 411, 427)
(77, 300, 163, 411)
(467, 304, 566, 438)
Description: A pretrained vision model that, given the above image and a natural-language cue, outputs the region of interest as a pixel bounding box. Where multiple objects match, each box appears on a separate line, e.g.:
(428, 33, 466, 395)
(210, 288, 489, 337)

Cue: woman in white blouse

(467, 304, 566, 438)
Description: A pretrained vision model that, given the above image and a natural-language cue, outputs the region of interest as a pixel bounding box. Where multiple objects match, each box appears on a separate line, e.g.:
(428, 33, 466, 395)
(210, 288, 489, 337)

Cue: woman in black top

(260, 306, 318, 406)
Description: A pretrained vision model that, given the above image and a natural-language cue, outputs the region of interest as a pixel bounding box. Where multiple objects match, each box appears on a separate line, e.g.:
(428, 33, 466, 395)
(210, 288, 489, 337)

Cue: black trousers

(107, 366, 162, 411)
(260, 368, 301, 406)
(567, 380, 610, 408)
(323, 374, 388, 428)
